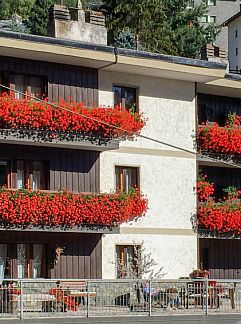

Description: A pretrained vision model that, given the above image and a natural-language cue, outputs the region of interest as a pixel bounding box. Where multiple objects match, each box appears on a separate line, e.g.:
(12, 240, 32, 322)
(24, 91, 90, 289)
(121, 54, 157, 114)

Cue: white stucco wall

(98, 71, 197, 279)
(228, 17, 241, 71)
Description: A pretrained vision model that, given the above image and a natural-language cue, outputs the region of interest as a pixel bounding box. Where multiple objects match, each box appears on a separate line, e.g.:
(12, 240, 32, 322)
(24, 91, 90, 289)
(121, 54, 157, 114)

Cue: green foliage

(104, 0, 164, 50)
(103, 0, 221, 58)
(0, 0, 35, 19)
(27, 0, 53, 36)
(55, 0, 77, 7)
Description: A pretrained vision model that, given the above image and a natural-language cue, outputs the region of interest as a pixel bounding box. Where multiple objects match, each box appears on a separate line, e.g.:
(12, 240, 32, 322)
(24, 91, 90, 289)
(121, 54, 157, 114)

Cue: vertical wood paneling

(72, 151, 79, 192)
(200, 239, 241, 279)
(0, 232, 102, 279)
(198, 93, 241, 125)
(0, 56, 98, 105)
(0, 144, 100, 193)
(200, 166, 241, 200)
(72, 239, 79, 279)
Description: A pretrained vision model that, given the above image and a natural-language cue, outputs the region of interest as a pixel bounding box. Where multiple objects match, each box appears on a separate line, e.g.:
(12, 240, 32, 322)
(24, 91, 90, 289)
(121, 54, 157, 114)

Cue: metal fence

(1, 278, 241, 319)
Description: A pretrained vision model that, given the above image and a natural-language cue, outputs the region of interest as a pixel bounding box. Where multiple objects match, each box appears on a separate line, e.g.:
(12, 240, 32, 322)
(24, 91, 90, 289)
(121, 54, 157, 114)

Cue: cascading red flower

(197, 174, 214, 202)
(0, 94, 145, 140)
(198, 202, 241, 234)
(198, 114, 241, 156)
(0, 188, 148, 227)
(197, 175, 241, 234)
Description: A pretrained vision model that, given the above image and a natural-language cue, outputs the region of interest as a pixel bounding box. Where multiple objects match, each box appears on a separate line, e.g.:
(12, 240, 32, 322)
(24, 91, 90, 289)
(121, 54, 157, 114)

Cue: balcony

(0, 94, 145, 151)
(198, 113, 241, 164)
(0, 188, 147, 233)
(197, 174, 241, 237)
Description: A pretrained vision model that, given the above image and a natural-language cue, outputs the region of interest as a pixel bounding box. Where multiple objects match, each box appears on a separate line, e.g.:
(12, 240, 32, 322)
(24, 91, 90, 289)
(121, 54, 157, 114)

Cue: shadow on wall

(98, 72, 196, 103)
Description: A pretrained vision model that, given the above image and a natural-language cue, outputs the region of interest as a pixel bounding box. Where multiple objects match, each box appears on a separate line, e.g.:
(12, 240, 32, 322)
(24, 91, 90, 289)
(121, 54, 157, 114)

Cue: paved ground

(5, 316, 241, 324)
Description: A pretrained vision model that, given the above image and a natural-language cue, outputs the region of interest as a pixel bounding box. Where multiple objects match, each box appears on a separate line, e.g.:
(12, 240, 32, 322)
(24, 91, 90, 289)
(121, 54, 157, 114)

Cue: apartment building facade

(194, 0, 240, 51)
(2, 3, 241, 281)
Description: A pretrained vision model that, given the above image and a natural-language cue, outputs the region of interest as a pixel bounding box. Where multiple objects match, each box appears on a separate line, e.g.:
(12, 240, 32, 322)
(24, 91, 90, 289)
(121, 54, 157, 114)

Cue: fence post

(205, 278, 208, 316)
(19, 280, 23, 320)
(87, 280, 90, 318)
(149, 280, 152, 316)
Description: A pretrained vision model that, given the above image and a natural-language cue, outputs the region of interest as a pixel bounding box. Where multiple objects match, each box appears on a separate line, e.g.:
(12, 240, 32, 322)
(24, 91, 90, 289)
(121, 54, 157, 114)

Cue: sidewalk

(5, 315, 241, 324)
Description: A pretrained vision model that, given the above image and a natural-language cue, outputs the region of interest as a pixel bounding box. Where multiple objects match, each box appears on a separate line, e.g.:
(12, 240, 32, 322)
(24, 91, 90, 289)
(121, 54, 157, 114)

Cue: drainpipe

(98, 46, 119, 70)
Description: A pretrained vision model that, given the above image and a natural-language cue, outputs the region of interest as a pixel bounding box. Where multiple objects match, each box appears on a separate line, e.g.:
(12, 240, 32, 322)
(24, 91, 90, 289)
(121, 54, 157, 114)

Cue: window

(10, 74, 47, 100)
(206, 0, 216, 5)
(186, 0, 194, 8)
(0, 160, 48, 190)
(17, 243, 46, 278)
(113, 85, 137, 113)
(115, 166, 139, 193)
(0, 243, 46, 279)
(0, 161, 9, 187)
(209, 15, 216, 23)
(116, 245, 139, 278)
(201, 15, 216, 23)
(236, 47, 239, 56)
(201, 15, 208, 23)
(15, 160, 48, 190)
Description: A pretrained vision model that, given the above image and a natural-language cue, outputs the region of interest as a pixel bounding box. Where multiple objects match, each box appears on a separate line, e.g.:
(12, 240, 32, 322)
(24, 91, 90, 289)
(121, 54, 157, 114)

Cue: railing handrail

(1, 278, 241, 283)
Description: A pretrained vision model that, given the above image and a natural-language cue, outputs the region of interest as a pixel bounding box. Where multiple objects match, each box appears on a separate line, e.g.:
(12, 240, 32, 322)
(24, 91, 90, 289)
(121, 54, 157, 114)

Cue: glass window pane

(122, 87, 136, 111)
(113, 85, 137, 112)
(0, 244, 7, 283)
(115, 166, 139, 193)
(209, 16, 216, 23)
(116, 245, 138, 279)
(17, 161, 25, 189)
(17, 244, 27, 279)
(14, 75, 25, 99)
(113, 86, 122, 107)
(201, 15, 208, 23)
(32, 244, 43, 278)
(0, 161, 8, 187)
(32, 161, 45, 190)
(28, 76, 44, 99)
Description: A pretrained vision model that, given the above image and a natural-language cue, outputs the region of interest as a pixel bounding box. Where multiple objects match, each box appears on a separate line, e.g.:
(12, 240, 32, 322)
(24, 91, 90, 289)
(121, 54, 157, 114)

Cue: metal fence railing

(1, 278, 241, 319)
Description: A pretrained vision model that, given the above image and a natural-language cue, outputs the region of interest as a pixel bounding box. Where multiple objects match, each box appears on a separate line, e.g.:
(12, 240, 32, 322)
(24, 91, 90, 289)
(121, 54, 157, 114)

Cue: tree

(116, 242, 166, 279)
(27, 0, 53, 36)
(103, 0, 221, 58)
(0, 0, 35, 19)
(159, 0, 221, 58)
(103, 0, 165, 50)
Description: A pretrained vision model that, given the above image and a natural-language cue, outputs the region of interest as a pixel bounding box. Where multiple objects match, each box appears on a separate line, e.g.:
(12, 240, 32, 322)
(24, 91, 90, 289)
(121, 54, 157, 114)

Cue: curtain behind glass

(33, 244, 43, 278)
(0, 244, 7, 283)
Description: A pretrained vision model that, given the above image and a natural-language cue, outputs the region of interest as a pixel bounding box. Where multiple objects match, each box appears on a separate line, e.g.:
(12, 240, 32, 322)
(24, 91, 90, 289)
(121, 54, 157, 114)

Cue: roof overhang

(0, 31, 226, 84)
(198, 74, 241, 98)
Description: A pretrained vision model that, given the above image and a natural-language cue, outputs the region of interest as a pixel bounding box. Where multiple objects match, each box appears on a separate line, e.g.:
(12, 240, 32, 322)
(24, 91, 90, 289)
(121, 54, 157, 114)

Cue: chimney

(48, 2, 107, 45)
(201, 43, 228, 63)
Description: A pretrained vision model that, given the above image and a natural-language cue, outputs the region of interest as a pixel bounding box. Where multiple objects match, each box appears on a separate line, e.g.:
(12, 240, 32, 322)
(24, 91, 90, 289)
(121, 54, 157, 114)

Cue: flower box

(0, 94, 145, 144)
(0, 188, 148, 227)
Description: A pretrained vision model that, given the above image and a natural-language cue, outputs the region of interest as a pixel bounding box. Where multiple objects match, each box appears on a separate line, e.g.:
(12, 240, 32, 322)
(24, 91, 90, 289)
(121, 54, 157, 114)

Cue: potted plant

(189, 269, 209, 279)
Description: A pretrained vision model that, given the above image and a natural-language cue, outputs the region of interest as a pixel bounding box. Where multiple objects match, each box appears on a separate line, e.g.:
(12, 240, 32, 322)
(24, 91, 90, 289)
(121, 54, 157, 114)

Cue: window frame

(2, 243, 47, 279)
(115, 165, 140, 193)
(0, 159, 49, 190)
(113, 84, 139, 113)
(9, 73, 48, 100)
(116, 244, 140, 279)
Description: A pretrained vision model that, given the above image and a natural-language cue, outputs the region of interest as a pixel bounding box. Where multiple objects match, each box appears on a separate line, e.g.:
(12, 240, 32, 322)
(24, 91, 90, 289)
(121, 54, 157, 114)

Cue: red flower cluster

(0, 94, 145, 139)
(199, 123, 241, 156)
(0, 189, 147, 227)
(49, 288, 78, 311)
(197, 175, 214, 201)
(198, 202, 241, 234)
(197, 175, 241, 234)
